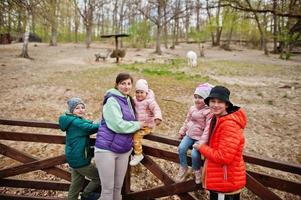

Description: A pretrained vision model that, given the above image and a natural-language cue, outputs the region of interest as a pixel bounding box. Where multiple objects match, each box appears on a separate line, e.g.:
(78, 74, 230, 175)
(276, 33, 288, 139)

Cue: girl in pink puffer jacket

(130, 79, 162, 166)
(176, 83, 213, 184)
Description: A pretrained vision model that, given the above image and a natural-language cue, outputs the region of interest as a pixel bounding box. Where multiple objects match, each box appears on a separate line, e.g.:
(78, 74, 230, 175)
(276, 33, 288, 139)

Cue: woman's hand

(139, 121, 147, 128)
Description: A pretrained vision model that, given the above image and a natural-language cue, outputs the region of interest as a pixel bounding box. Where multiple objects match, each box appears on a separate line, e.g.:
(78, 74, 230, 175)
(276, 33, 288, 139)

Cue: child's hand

(178, 133, 184, 140)
(154, 119, 161, 126)
(193, 142, 201, 150)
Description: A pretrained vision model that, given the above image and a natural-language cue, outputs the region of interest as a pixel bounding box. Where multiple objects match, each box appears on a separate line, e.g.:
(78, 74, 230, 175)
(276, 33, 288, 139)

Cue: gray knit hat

(67, 97, 85, 113)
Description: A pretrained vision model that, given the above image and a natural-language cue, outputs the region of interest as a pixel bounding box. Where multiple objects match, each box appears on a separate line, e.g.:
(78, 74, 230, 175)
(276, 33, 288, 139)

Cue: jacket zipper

(223, 165, 228, 181)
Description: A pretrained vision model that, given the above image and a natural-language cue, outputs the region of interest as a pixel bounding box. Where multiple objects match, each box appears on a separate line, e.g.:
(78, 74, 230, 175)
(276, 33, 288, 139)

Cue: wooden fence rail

(0, 119, 300, 200)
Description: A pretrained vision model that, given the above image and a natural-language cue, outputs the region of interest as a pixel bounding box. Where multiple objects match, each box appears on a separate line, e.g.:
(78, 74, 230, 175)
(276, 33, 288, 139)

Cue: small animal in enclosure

(95, 49, 111, 62)
(110, 49, 126, 59)
(186, 50, 198, 67)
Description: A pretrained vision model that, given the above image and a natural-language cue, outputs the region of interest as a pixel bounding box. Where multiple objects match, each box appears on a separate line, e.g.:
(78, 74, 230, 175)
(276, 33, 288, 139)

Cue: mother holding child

(94, 73, 144, 200)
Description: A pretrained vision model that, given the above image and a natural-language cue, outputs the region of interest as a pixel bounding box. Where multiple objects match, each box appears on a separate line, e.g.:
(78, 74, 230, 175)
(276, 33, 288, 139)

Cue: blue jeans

(178, 135, 202, 170)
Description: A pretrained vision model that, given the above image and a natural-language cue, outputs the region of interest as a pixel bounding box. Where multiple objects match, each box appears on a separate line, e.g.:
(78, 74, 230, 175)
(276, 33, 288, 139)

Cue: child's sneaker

(175, 166, 189, 182)
(194, 169, 202, 184)
(130, 154, 144, 166)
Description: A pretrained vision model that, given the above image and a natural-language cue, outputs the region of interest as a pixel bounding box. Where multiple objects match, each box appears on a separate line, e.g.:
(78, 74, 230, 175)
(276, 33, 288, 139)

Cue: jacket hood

(146, 89, 155, 100)
(59, 113, 78, 131)
(220, 107, 247, 129)
(105, 88, 126, 98)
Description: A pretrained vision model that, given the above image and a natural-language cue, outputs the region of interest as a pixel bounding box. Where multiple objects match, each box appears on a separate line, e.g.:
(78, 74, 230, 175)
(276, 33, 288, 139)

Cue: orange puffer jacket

(199, 107, 247, 193)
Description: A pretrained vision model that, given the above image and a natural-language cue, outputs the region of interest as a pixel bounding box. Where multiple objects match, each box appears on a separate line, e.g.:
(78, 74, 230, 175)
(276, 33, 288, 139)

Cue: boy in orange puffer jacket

(194, 86, 247, 200)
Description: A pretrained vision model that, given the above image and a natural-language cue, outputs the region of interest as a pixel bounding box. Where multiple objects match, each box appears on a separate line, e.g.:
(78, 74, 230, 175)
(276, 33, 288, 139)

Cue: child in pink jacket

(130, 79, 162, 166)
(176, 83, 213, 184)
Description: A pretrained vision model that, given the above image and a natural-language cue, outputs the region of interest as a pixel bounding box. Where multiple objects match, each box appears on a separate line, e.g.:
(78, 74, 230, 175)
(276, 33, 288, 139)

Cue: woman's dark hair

(115, 73, 136, 114)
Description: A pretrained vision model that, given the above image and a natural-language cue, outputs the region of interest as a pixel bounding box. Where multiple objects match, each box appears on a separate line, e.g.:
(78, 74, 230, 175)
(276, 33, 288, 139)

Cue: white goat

(186, 50, 197, 67)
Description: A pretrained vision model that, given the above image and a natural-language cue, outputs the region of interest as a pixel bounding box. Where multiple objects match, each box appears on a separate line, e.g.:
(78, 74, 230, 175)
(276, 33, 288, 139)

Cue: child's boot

(175, 166, 189, 182)
(194, 169, 202, 184)
(130, 154, 144, 166)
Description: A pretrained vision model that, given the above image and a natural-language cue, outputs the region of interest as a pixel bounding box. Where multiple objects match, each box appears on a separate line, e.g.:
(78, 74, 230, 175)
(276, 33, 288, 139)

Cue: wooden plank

(123, 180, 198, 200)
(0, 143, 71, 181)
(0, 178, 69, 191)
(144, 133, 180, 146)
(247, 171, 301, 196)
(0, 194, 65, 200)
(142, 155, 174, 185)
(246, 173, 282, 200)
(142, 156, 197, 200)
(143, 145, 192, 166)
(0, 131, 65, 144)
(0, 154, 66, 178)
(0, 119, 59, 129)
(244, 153, 301, 175)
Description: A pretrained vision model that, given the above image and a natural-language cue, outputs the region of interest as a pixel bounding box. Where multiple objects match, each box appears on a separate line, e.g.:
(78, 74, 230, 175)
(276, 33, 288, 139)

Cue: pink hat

(135, 79, 149, 92)
(194, 83, 214, 99)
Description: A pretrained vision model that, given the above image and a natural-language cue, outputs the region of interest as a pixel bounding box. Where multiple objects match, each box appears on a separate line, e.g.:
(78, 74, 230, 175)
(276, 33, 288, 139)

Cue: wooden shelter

(101, 33, 130, 63)
(0, 118, 300, 200)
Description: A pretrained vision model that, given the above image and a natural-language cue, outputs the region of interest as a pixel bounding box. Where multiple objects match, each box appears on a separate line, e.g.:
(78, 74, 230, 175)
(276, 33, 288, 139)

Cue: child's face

(117, 78, 132, 96)
(209, 98, 228, 116)
(194, 94, 205, 108)
(136, 90, 147, 101)
(72, 104, 86, 117)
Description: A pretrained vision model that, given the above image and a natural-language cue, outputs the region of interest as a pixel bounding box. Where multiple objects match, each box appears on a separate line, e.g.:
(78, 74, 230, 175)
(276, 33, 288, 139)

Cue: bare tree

(195, 0, 201, 31)
(21, 0, 32, 58)
(12, 0, 39, 58)
(137, 0, 190, 54)
(245, 0, 269, 55)
(74, 0, 108, 48)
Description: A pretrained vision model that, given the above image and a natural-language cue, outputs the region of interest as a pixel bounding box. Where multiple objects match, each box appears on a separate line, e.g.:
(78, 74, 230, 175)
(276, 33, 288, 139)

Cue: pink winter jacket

(179, 105, 212, 144)
(134, 89, 162, 128)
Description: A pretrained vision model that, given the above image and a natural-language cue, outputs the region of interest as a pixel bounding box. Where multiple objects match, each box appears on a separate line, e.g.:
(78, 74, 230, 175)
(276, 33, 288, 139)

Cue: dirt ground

(0, 42, 300, 199)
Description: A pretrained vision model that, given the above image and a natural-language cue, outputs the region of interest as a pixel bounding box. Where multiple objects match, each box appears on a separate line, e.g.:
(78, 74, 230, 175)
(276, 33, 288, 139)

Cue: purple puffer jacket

(95, 93, 136, 153)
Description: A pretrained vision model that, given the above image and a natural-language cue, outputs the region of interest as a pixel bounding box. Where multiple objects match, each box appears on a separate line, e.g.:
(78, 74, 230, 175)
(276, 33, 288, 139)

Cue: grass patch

(119, 59, 210, 82)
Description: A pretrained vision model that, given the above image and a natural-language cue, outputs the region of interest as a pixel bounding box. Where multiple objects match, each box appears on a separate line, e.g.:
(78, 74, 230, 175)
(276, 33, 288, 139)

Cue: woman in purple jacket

(94, 73, 144, 200)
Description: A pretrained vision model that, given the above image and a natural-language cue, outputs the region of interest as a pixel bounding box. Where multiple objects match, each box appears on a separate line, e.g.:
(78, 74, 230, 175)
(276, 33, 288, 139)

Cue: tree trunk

(118, 0, 125, 48)
(206, 0, 215, 46)
(163, 1, 168, 49)
(184, 1, 191, 43)
(49, 0, 58, 46)
(50, 24, 58, 46)
(74, 6, 79, 43)
(155, 0, 162, 55)
(112, 0, 118, 33)
(85, 0, 94, 48)
(272, 0, 278, 53)
(246, 0, 268, 55)
(20, 3, 31, 58)
(196, 0, 201, 31)
(214, 0, 222, 46)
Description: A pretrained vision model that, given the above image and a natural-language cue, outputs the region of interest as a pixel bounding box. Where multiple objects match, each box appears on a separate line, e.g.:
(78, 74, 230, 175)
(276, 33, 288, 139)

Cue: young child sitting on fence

(59, 97, 100, 200)
(176, 83, 213, 184)
(130, 79, 163, 166)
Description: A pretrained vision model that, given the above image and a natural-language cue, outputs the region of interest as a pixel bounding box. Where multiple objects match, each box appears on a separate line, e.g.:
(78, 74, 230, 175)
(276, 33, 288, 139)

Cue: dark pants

(210, 191, 240, 200)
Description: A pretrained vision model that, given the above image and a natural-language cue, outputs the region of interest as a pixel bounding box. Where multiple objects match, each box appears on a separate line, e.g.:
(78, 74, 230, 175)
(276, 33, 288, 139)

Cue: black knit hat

(204, 86, 233, 107)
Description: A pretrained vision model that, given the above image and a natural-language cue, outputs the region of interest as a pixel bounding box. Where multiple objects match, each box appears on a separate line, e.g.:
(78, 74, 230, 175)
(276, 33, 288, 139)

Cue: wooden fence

(0, 119, 300, 200)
